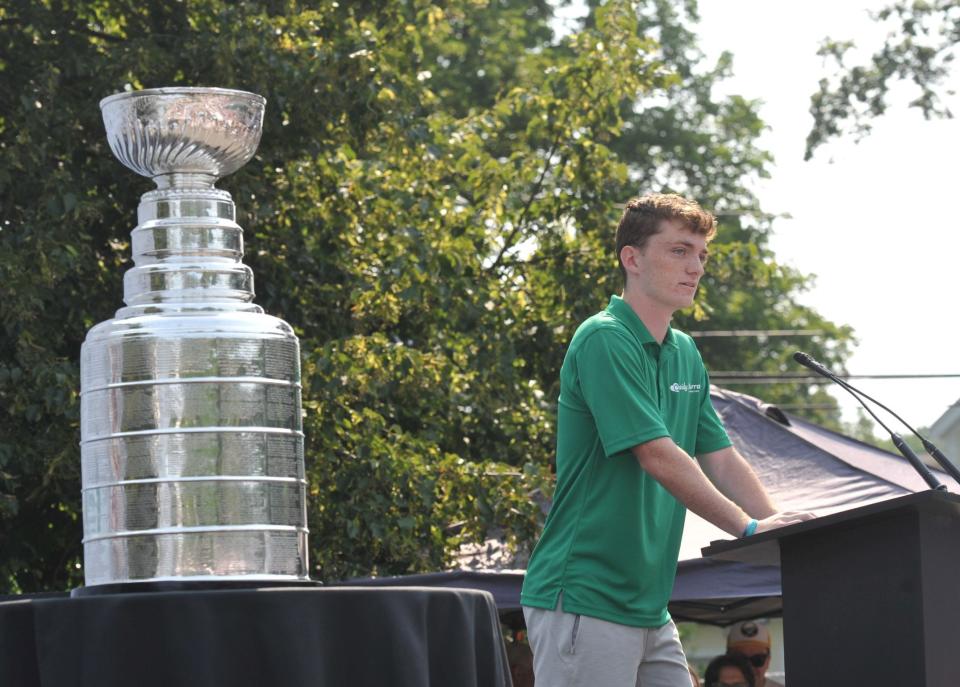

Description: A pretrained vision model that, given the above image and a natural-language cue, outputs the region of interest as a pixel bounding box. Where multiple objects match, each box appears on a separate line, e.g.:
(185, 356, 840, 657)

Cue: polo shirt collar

(606, 295, 678, 349)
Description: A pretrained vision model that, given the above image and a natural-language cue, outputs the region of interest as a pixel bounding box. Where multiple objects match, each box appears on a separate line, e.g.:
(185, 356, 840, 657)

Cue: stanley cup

(80, 87, 308, 586)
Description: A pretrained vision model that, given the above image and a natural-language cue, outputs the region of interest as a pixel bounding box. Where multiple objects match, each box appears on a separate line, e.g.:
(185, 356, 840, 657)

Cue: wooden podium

(702, 491, 960, 687)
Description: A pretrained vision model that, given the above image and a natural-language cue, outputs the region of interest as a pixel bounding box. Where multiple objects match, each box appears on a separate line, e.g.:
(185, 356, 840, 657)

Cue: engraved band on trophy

(79, 87, 309, 587)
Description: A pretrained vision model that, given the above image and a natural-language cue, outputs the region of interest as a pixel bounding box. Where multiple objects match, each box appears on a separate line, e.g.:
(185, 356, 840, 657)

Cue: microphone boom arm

(793, 352, 949, 492)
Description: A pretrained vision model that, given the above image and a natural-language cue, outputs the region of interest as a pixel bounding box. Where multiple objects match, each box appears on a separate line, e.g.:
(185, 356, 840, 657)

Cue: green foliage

(806, 0, 960, 159)
(680, 220, 854, 428)
(1, 0, 852, 591)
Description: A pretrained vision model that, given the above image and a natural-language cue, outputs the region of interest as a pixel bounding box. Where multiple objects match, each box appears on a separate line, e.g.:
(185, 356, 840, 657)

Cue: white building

(929, 399, 960, 468)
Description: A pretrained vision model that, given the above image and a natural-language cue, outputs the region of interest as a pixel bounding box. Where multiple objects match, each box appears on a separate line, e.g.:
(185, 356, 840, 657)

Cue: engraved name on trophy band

(80, 87, 309, 586)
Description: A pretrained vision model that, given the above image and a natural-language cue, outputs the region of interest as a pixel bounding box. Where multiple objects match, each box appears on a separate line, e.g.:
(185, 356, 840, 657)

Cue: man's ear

(620, 244, 641, 275)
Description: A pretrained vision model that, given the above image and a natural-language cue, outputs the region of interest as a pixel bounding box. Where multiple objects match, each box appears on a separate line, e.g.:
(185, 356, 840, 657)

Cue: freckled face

(625, 219, 709, 314)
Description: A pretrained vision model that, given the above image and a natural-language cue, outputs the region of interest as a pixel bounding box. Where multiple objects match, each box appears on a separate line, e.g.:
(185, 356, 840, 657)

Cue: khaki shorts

(522, 596, 689, 687)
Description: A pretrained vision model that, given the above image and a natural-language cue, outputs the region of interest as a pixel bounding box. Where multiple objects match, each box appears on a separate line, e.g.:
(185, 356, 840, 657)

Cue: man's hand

(754, 510, 816, 534)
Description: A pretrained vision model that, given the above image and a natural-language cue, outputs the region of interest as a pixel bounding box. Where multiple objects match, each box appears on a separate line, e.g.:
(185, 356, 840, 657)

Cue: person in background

(688, 663, 702, 687)
(726, 621, 782, 687)
(704, 653, 756, 687)
(505, 631, 535, 687)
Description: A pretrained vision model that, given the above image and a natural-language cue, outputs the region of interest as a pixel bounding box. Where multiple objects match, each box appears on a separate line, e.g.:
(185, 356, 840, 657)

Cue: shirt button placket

(656, 357, 666, 411)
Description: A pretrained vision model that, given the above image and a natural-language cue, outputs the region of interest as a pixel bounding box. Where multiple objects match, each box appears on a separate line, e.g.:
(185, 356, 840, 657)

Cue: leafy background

(1, 0, 854, 592)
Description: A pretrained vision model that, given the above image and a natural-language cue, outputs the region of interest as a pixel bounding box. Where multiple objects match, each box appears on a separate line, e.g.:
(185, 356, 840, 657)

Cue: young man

(520, 193, 813, 686)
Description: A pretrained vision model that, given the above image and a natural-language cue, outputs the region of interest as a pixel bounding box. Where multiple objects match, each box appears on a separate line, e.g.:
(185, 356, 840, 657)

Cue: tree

(1, 0, 853, 591)
(806, 0, 960, 159)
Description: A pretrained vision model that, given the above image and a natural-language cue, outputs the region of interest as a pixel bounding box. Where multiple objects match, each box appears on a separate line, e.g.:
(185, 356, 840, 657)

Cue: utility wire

(712, 378, 837, 385)
(689, 329, 825, 338)
(710, 373, 960, 380)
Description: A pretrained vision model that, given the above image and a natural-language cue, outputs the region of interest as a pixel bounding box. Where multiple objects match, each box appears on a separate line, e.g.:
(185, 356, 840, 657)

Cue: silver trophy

(79, 87, 309, 587)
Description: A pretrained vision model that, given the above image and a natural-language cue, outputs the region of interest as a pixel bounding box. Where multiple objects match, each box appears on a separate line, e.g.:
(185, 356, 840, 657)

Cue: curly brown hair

(615, 193, 717, 284)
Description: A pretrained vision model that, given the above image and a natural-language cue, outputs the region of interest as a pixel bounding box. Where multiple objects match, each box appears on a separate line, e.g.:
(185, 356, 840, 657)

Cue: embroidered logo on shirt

(669, 382, 702, 393)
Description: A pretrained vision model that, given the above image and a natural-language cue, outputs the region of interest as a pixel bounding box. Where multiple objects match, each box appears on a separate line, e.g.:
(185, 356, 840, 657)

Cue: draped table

(0, 586, 511, 687)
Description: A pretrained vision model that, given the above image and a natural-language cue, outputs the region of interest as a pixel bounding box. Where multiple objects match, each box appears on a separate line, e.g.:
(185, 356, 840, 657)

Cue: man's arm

(697, 445, 777, 520)
(632, 438, 814, 538)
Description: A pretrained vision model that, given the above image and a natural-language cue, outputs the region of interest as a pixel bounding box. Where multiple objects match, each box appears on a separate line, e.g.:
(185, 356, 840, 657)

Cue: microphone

(793, 351, 832, 378)
(793, 351, 957, 491)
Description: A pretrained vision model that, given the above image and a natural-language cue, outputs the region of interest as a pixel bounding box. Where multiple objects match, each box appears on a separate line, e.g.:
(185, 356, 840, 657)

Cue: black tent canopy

(350, 388, 958, 626)
(677, 388, 958, 561)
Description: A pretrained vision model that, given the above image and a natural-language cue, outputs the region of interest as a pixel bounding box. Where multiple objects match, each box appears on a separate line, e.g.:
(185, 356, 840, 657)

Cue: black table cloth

(0, 586, 511, 687)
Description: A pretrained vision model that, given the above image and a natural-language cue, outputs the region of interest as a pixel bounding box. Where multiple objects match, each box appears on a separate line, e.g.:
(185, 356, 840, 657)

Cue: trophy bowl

(100, 87, 266, 188)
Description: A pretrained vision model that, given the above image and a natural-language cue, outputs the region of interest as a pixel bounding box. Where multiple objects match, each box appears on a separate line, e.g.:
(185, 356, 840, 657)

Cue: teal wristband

(742, 519, 758, 537)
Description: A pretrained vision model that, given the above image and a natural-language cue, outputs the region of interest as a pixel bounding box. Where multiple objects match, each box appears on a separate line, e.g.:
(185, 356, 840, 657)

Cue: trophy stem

(154, 172, 218, 190)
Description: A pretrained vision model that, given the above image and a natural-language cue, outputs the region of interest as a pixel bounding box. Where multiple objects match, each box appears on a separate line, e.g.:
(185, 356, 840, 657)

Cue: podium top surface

(701, 489, 960, 566)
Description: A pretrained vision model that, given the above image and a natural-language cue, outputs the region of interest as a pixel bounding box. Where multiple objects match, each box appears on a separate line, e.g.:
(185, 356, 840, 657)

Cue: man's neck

(620, 290, 673, 343)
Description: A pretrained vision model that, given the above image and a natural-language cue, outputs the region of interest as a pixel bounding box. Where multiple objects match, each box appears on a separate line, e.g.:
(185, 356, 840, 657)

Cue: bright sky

(694, 1, 960, 433)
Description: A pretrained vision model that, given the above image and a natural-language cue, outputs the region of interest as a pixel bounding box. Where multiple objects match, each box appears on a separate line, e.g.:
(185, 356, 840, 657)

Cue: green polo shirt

(520, 295, 731, 627)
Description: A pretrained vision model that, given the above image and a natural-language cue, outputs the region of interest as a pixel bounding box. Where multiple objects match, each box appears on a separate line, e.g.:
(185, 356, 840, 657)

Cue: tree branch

(71, 23, 126, 43)
(486, 138, 566, 272)
(497, 246, 596, 271)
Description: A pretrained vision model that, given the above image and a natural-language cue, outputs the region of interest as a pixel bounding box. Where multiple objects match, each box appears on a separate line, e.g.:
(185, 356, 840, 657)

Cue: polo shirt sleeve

(694, 370, 733, 456)
(575, 328, 671, 457)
